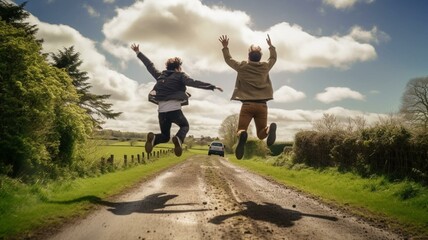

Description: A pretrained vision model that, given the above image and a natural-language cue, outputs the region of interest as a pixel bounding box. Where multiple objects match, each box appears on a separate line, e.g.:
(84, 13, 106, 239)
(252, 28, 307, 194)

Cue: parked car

(208, 141, 225, 157)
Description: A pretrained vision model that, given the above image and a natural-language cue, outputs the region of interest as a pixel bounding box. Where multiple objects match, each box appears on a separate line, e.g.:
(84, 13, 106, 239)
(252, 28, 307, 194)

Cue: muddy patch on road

(201, 156, 279, 239)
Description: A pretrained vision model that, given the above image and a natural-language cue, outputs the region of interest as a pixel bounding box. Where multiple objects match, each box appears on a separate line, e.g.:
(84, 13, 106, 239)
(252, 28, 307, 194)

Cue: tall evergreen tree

(0, 0, 40, 40)
(51, 46, 122, 126)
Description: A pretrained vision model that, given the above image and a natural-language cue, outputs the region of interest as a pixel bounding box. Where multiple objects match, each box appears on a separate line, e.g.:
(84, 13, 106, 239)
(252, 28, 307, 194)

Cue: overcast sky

(9, 0, 428, 141)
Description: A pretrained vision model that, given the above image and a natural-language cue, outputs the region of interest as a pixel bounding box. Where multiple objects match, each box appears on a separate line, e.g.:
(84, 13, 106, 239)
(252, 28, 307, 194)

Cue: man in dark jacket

(218, 35, 277, 160)
(131, 43, 223, 156)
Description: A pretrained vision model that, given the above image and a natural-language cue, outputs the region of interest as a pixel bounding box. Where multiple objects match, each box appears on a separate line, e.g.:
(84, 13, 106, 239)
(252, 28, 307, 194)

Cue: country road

(48, 155, 402, 240)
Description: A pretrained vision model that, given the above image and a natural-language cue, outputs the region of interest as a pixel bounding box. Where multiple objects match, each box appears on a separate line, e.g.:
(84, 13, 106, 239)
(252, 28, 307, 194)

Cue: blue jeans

(154, 110, 189, 145)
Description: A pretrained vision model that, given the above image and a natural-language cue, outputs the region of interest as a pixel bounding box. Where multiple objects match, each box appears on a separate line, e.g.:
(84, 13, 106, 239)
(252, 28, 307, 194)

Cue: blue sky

(10, 0, 428, 140)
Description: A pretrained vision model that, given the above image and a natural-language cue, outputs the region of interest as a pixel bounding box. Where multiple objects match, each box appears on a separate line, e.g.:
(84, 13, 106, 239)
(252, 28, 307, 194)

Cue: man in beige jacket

(219, 34, 277, 159)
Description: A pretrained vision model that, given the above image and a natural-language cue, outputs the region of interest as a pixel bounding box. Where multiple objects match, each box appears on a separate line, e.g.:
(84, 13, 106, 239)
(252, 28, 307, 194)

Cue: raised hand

(218, 35, 229, 48)
(131, 43, 139, 53)
(266, 34, 273, 47)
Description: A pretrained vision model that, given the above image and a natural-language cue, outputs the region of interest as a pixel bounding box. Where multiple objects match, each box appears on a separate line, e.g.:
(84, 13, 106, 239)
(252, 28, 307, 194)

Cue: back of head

(166, 57, 182, 71)
(248, 44, 262, 62)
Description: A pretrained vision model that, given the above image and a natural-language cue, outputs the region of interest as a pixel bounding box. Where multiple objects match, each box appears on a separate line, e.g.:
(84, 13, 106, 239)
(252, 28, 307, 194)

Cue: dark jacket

(222, 46, 276, 101)
(137, 52, 216, 105)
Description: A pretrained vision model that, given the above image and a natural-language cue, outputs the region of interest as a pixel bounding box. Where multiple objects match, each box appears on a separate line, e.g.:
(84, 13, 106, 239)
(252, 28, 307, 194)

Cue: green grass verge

(0, 151, 193, 238)
(228, 155, 428, 237)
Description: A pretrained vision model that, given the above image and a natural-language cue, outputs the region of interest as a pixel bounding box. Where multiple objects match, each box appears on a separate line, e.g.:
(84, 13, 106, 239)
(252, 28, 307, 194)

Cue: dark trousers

(154, 110, 189, 146)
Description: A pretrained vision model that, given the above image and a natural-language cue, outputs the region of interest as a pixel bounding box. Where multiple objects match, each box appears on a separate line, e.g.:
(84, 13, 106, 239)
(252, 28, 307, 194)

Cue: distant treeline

(92, 129, 147, 140)
(92, 129, 219, 147)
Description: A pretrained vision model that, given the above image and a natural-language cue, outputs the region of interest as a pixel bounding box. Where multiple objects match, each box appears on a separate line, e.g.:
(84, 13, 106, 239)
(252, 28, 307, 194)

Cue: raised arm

(266, 34, 273, 48)
(265, 34, 277, 69)
(219, 35, 229, 48)
(131, 43, 161, 79)
(182, 74, 223, 92)
(219, 35, 240, 70)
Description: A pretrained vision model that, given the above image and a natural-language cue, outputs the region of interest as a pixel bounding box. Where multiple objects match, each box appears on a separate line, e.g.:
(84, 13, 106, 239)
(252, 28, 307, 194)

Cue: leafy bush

(268, 142, 293, 156)
(395, 182, 420, 200)
(0, 21, 93, 182)
(293, 118, 427, 184)
(234, 139, 270, 159)
(294, 131, 345, 167)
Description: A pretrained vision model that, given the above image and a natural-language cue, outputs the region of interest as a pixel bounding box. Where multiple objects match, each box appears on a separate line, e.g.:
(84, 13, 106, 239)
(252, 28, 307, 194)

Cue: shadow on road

(48, 192, 209, 215)
(209, 201, 338, 227)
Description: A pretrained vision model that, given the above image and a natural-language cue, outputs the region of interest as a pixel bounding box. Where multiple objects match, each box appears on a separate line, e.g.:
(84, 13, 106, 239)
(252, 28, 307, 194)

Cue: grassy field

(0, 144, 194, 239)
(228, 155, 428, 238)
(85, 140, 175, 164)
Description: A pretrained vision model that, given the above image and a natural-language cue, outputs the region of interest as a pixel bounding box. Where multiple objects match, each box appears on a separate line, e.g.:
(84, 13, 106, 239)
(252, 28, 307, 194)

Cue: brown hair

(166, 57, 182, 70)
(248, 44, 262, 62)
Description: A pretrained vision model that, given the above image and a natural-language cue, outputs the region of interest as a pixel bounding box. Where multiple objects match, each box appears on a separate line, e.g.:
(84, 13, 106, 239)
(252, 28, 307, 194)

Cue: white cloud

(22, 1, 387, 142)
(268, 106, 385, 140)
(104, 0, 115, 3)
(83, 4, 100, 17)
(27, 14, 235, 139)
(316, 87, 365, 103)
(273, 86, 306, 103)
(349, 26, 389, 44)
(323, 0, 374, 9)
(102, 0, 378, 73)
(29, 15, 135, 101)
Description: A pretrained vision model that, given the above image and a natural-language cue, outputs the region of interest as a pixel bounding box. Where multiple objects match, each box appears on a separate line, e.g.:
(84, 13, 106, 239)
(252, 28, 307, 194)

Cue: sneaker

(145, 132, 155, 154)
(172, 136, 182, 157)
(266, 123, 277, 146)
(235, 131, 247, 160)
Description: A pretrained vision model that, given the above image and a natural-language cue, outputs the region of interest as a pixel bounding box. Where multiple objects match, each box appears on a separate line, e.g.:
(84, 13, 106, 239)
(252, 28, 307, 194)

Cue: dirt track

(48, 155, 403, 240)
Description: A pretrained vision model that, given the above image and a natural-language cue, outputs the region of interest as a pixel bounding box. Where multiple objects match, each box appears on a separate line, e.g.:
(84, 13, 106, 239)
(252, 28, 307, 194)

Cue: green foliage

(0, 0, 39, 38)
(293, 117, 428, 184)
(294, 131, 345, 167)
(51, 46, 121, 126)
(268, 141, 293, 156)
(218, 114, 239, 153)
(395, 182, 420, 200)
(234, 139, 270, 159)
(0, 21, 93, 181)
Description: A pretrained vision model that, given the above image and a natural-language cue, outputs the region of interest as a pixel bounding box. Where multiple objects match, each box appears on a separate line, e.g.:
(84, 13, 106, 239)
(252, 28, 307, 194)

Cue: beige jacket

(222, 46, 277, 101)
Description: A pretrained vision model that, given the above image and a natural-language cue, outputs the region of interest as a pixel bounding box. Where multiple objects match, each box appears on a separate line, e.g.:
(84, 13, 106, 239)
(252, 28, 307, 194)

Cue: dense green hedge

(234, 139, 270, 159)
(268, 142, 293, 156)
(0, 21, 93, 182)
(294, 126, 428, 183)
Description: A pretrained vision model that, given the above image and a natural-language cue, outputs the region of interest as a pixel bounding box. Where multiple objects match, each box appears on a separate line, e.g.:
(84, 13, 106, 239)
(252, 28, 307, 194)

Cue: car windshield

(211, 142, 223, 147)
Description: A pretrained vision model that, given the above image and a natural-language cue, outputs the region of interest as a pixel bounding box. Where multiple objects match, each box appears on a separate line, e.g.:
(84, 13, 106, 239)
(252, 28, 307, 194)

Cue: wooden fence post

(108, 155, 114, 165)
(137, 154, 141, 163)
(124, 155, 127, 166)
